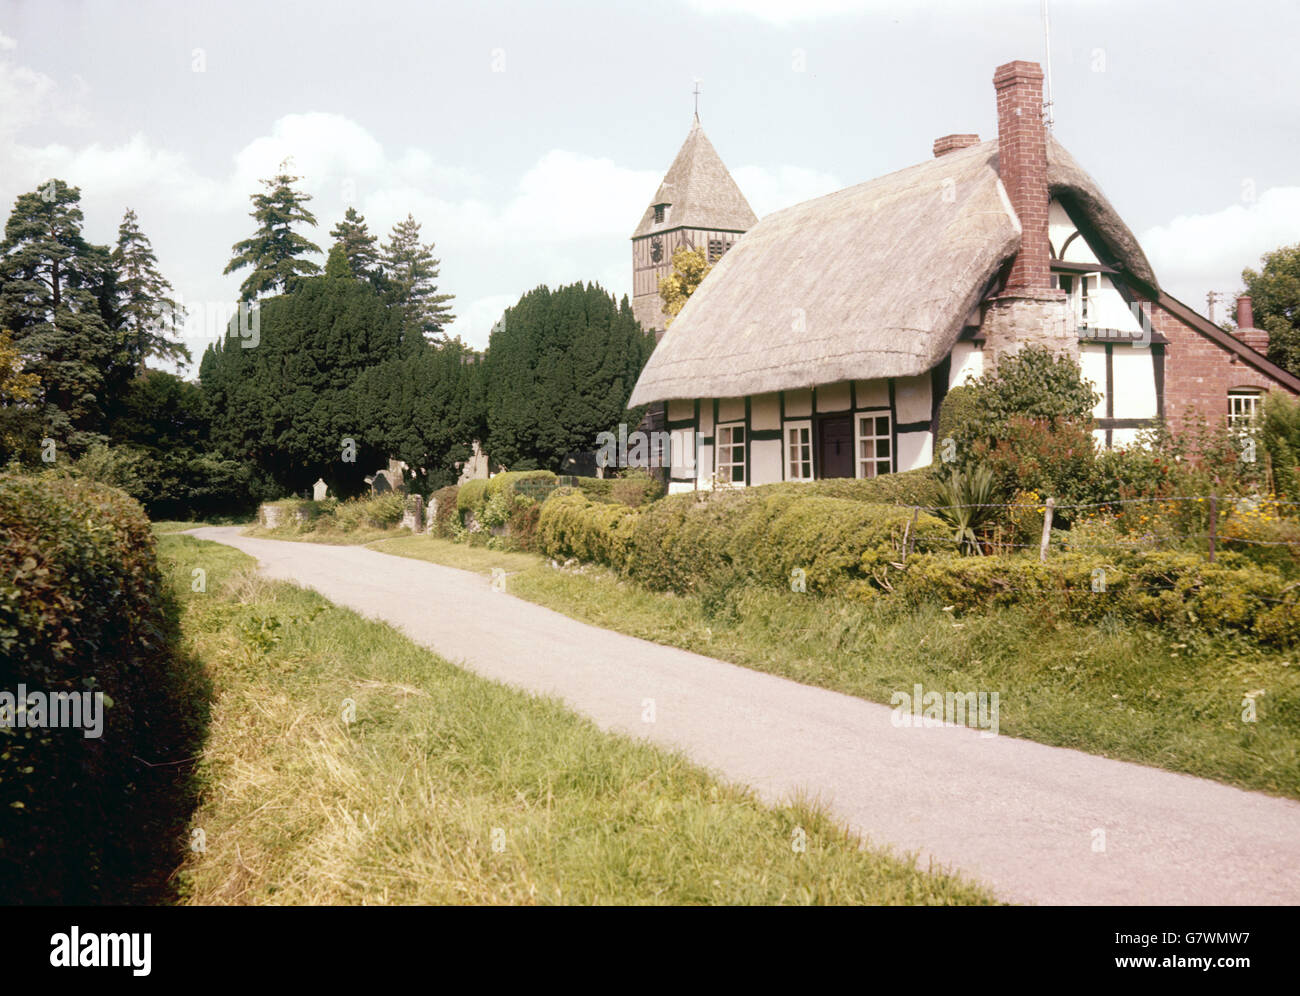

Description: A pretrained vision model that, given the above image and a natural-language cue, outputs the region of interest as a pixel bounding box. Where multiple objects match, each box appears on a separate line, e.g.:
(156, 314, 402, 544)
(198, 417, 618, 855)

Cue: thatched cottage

(628, 60, 1300, 493)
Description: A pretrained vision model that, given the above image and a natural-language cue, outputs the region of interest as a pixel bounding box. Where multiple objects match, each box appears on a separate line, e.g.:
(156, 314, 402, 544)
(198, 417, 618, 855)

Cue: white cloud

(0, 32, 16, 51)
(732, 163, 842, 217)
(1140, 186, 1300, 304)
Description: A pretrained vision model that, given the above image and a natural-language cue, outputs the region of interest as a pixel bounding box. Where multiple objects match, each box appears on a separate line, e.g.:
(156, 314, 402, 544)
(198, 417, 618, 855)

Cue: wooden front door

(818, 415, 853, 479)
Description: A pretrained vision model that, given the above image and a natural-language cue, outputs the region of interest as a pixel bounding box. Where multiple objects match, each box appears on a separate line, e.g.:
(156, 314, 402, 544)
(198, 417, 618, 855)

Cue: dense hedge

(571, 473, 663, 507)
(538, 488, 948, 597)
(536, 491, 639, 567)
(0, 473, 204, 903)
(897, 550, 1299, 647)
(261, 493, 404, 533)
(749, 467, 943, 508)
(625, 491, 948, 596)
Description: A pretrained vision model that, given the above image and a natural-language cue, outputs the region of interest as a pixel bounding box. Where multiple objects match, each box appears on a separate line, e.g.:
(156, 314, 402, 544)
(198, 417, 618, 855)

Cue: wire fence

(894, 493, 1300, 566)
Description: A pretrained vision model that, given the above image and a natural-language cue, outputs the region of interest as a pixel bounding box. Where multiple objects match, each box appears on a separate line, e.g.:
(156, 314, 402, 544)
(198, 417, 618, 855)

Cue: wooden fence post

(1208, 494, 1217, 563)
(1039, 497, 1055, 563)
(904, 505, 919, 562)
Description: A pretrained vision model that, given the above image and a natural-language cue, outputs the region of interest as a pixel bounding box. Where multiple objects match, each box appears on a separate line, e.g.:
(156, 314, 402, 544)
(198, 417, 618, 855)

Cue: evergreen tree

(111, 207, 189, 372)
(224, 161, 323, 300)
(329, 206, 380, 281)
(481, 282, 653, 470)
(200, 272, 403, 495)
(381, 213, 455, 340)
(0, 179, 120, 453)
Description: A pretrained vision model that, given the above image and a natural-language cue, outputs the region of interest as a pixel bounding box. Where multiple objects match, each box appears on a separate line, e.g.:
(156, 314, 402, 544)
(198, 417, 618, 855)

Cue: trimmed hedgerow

(624, 491, 948, 596)
(610, 471, 664, 508)
(0, 472, 205, 903)
(536, 492, 639, 568)
(538, 488, 948, 597)
(896, 549, 1298, 647)
(749, 467, 943, 508)
(573, 477, 614, 502)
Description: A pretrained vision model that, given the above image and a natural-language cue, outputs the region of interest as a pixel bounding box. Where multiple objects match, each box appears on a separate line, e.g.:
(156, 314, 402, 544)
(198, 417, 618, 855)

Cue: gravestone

(371, 473, 392, 495)
(401, 494, 425, 533)
(312, 478, 328, 501)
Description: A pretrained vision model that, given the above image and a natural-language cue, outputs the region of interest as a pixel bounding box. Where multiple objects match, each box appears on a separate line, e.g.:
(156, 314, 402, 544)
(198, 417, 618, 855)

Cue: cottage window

(1228, 389, 1262, 426)
(855, 411, 892, 478)
(785, 421, 813, 481)
(716, 422, 746, 485)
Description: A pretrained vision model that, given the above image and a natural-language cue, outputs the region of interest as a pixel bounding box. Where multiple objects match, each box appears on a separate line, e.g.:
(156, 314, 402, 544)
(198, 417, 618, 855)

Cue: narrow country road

(191, 526, 1300, 905)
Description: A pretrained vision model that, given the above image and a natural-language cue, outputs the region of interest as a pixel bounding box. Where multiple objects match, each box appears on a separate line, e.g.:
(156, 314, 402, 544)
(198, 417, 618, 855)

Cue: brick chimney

(1236, 294, 1270, 354)
(981, 60, 1072, 366)
(933, 133, 980, 157)
(994, 61, 1053, 293)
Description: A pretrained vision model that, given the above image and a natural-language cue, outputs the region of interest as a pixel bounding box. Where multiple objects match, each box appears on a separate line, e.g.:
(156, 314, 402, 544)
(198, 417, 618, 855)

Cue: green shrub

(610, 470, 664, 508)
(0, 473, 204, 903)
(573, 477, 614, 502)
(457, 479, 489, 521)
(537, 492, 640, 569)
(935, 384, 979, 452)
(750, 466, 943, 507)
(1262, 392, 1300, 500)
(897, 548, 1297, 646)
(623, 490, 948, 597)
(429, 485, 460, 538)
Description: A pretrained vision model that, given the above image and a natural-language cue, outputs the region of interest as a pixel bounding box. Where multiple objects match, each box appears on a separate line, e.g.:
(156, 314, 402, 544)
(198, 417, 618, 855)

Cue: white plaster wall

(751, 437, 783, 486)
(699, 403, 715, 436)
(667, 398, 694, 421)
(717, 396, 745, 423)
(785, 389, 812, 418)
(897, 431, 932, 471)
(949, 342, 984, 388)
(1051, 199, 1099, 263)
(817, 382, 852, 412)
(894, 374, 931, 424)
(1079, 344, 1108, 418)
(1113, 347, 1158, 419)
(1110, 427, 1140, 448)
(855, 379, 889, 409)
(751, 393, 781, 431)
(667, 481, 696, 495)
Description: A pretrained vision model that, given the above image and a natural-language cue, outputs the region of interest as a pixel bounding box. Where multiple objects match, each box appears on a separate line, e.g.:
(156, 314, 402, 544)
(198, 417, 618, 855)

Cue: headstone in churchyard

(372, 472, 391, 495)
(313, 478, 328, 501)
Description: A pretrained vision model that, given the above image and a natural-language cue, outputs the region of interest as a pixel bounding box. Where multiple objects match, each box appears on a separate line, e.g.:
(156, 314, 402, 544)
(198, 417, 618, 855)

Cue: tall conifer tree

(381, 213, 455, 340)
(225, 160, 323, 300)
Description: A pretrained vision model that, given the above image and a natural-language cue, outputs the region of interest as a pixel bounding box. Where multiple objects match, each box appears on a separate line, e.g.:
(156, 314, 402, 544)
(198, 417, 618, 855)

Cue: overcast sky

(2, 0, 1297, 370)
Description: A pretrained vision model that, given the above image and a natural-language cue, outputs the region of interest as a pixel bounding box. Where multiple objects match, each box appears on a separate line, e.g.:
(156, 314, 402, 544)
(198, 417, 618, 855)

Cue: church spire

(630, 117, 757, 240)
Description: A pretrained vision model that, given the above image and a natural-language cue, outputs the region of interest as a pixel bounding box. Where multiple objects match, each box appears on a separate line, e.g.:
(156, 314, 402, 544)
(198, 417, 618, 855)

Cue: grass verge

(159, 532, 996, 905)
(367, 534, 1300, 800)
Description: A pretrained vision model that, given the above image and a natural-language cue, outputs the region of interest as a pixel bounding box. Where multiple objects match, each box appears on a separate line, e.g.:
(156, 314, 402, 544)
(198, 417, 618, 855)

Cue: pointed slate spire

(631, 119, 757, 238)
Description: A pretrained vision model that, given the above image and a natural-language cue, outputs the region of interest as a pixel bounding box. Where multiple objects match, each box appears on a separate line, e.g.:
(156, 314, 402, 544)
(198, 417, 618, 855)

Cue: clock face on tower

(650, 237, 663, 263)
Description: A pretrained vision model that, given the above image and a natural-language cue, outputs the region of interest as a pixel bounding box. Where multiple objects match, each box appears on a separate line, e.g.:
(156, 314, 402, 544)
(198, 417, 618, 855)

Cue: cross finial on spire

(692, 78, 701, 120)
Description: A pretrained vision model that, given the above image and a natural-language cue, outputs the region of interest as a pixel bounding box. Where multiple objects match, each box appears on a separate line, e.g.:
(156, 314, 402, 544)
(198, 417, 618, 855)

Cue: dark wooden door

(818, 415, 853, 479)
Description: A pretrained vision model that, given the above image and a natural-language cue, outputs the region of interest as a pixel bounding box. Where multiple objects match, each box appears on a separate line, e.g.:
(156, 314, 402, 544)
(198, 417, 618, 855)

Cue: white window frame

(1228, 389, 1262, 427)
(854, 409, 893, 479)
(715, 421, 746, 485)
(784, 420, 813, 481)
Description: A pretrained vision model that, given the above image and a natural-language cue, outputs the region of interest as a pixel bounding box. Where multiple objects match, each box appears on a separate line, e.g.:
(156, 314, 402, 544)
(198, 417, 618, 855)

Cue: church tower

(631, 115, 757, 337)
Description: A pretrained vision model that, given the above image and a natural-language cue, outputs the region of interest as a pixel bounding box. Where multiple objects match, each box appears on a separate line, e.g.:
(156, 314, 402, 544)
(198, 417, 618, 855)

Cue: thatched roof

(631, 118, 758, 239)
(629, 137, 1157, 406)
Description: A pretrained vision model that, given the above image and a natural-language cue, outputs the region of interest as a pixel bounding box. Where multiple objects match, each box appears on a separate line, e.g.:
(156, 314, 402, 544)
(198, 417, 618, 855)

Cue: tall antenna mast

(1042, 0, 1055, 131)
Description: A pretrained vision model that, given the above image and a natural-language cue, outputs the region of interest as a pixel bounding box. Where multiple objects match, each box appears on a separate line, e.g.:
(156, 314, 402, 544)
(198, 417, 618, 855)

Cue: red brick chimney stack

(933, 133, 980, 158)
(993, 60, 1053, 294)
(1236, 294, 1270, 354)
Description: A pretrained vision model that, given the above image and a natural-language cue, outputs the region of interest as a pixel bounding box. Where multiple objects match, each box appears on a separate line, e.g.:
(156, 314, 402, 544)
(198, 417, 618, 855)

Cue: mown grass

(243, 523, 402, 545)
(158, 532, 996, 905)
(370, 534, 1300, 800)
